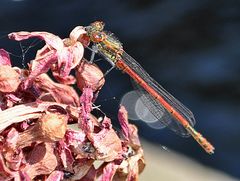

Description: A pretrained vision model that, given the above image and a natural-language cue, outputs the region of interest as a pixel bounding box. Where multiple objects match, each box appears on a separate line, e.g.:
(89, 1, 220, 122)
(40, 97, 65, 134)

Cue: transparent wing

(121, 51, 196, 137)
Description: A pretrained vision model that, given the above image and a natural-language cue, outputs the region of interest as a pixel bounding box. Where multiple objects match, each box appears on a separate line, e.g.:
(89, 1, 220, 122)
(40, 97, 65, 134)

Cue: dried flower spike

(0, 25, 145, 180)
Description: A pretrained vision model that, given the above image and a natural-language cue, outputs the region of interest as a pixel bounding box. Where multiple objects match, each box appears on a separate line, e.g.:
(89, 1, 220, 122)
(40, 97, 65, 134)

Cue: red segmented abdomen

(115, 59, 214, 154)
(115, 59, 190, 128)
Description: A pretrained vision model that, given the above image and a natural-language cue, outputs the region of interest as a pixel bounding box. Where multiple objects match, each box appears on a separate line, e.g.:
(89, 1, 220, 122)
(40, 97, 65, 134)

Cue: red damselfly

(84, 21, 214, 154)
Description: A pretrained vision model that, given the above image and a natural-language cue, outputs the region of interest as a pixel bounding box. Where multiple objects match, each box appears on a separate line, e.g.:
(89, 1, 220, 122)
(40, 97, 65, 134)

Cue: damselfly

(84, 21, 214, 154)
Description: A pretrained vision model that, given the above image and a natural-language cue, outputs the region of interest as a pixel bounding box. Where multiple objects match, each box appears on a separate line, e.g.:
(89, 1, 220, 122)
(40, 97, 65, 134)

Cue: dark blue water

(1, 0, 240, 178)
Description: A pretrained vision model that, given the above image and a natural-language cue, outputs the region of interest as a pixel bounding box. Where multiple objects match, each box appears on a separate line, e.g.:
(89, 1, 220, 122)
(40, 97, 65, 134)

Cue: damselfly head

(90, 21, 105, 32)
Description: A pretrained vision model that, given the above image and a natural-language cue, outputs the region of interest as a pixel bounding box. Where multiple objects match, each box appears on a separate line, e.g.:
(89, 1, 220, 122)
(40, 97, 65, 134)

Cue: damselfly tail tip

(205, 139, 215, 155)
(186, 125, 215, 154)
(203, 141, 215, 155)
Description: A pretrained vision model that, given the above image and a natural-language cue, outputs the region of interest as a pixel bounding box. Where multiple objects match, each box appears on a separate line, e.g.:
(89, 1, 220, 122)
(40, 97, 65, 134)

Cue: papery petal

(0, 101, 68, 133)
(8, 31, 64, 50)
(57, 140, 74, 169)
(36, 44, 51, 58)
(80, 87, 93, 132)
(29, 50, 58, 79)
(117, 148, 145, 180)
(0, 49, 11, 66)
(46, 170, 64, 181)
(99, 162, 117, 181)
(127, 148, 145, 181)
(4, 149, 23, 171)
(71, 41, 84, 68)
(23, 50, 57, 89)
(23, 143, 58, 179)
(52, 72, 76, 85)
(80, 165, 96, 181)
(5, 94, 21, 104)
(65, 129, 86, 148)
(70, 158, 94, 180)
(5, 128, 19, 149)
(19, 171, 31, 181)
(57, 47, 73, 77)
(34, 73, 80, 106)
(69, 26, 86, 42)
(127, 157, 139, 181)
(118, 106, 141, 149)
(88, 117, 122, 162)
(57, 41, 84, 78)
(0, 153, 19, 180)
(118, 105, 130, 140)
(128, 125, 141, 149)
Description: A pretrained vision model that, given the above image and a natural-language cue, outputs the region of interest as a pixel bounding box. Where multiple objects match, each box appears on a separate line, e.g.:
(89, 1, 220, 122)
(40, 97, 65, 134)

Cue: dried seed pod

(39, 112, 68, 141)
(76, 60, 105, 92)
(17, 112, 68, 148)
(0, 65, 20, 92)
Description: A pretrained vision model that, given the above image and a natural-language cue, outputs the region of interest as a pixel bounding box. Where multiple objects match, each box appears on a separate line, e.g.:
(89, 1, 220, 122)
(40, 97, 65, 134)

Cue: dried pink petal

(65, 129, 86, 148)
(8, 31, 64, 50)
(116, 148, 145, 180)
(46, 171, 64, 181)
(128, 125, 141, 149)
(118, 105, 130, 140)
(69, 26, 87, 42)
(23, 143, 58, 179)
(118, 106, 141, 149)
(0, 153, 20, 180)
(57, 46, 74, 77)
(80, 165, 96, 181)
(69, 26, 90, 47)
(35, 73, 80, 106)
(80, 87, 94, 132)
(127, 148, 145, 181)
(19, 171, 32, 181)
(0, 49, 11, 66)
(28, 50, 58, 78)
(5, 128, 19, 149)
(3, 149, 23, 171)
(23, 50, 57, 88)
(76, 60, 105, 92)
(88, 117, 122, 162)
(70, 158, 94, 180)
(52, 72, 76, 85)
(1, 93, 21, 109)
(3, 129, 23, 171)
(0, 102, 49, 133)
(5, 94, 21, 104)
(0, 65, 21, 92)
(126, 157, 139, 181)
(57, 140, 74, 169)
(63, 38, 84, 71)
(9, 31, 84, 86)
(99, 162, 117, 181)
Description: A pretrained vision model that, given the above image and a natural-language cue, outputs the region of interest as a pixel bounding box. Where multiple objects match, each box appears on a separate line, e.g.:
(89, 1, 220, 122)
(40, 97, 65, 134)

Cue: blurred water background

(1, 0, 240, 180)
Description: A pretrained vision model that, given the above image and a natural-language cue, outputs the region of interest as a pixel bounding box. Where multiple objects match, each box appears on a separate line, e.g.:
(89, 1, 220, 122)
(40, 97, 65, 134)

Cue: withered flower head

(0, 26, 145, 181)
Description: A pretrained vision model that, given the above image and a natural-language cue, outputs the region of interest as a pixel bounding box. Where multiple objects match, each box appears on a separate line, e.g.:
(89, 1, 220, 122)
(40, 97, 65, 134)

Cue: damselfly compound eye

(92, 32, 105, 42)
